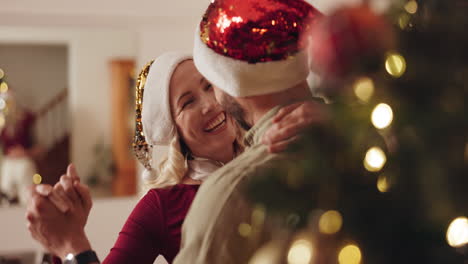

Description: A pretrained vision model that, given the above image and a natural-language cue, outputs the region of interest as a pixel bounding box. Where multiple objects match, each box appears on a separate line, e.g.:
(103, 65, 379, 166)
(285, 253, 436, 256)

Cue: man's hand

(262, 100, 329, 153)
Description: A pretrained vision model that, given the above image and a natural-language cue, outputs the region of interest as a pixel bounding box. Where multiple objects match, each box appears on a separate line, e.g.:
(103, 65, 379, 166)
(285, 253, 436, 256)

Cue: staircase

(33, 89, 70, 185)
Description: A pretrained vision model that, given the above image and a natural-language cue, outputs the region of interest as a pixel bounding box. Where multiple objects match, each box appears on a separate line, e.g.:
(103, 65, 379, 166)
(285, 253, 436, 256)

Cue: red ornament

(308, 5, 395, 80)
(200, 0, 323, 63)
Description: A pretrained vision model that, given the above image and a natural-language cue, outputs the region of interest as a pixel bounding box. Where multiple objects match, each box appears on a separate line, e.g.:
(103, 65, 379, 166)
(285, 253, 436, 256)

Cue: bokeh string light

(238, 222, 252, 238)
(353, 77, 375, 103)
(377, 175, 390, 193)
(319, 210, 343, 235)
(32, 174, 42, 185)
(0, 82, 8, 94)
(446, 217, 468, 248)
(385, 52, 406, 78)
(287, 239, 314, 264)
(404, 0, 418, 14)
(364, 147, 387, 172)
(338, 244, 362, 264)
(371, 103, 393, 129)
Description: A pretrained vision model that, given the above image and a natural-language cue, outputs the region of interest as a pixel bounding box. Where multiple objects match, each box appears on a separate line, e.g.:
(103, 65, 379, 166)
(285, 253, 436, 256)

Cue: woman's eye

(182, 99, 194, 110)
(204, 84, 213, 91)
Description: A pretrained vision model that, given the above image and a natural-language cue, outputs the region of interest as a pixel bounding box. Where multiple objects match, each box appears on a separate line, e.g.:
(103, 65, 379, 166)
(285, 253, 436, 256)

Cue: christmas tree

(247, 1, 468, 263)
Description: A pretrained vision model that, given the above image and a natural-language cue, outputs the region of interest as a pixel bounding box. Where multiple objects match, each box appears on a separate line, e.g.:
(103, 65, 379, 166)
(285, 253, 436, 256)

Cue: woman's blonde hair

(142, 135, 188, 191)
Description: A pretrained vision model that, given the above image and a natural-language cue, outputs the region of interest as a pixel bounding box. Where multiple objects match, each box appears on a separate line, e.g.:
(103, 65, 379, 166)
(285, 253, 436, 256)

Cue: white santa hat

(134, 52, 191, 181)
(192, 0, 322, 97)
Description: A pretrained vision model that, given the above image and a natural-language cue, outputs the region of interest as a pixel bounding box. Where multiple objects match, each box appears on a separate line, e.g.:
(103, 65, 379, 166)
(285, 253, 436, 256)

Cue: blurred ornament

(308, 5, 395, 82)
(200, 0, 322, 63)
(364, 147, 387, 172)
(319, 210, 343, 235)
(371, 103, 393, 129)
(338, 244, 362, 264)
(0, 68, 4, 79)
(446, 217, 468, 248)
(385, 52, 406, 78)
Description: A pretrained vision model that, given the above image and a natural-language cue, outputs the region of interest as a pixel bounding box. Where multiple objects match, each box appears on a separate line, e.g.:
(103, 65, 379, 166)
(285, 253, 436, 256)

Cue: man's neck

(242, 81, 312, 125)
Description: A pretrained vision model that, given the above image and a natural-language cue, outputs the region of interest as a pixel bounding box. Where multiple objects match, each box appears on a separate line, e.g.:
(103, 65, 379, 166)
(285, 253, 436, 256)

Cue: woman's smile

(204, 112, 227, 133)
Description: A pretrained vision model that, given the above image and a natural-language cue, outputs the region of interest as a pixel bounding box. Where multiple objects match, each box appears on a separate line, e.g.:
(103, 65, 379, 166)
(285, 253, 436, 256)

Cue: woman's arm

(102, 190, 165, 264)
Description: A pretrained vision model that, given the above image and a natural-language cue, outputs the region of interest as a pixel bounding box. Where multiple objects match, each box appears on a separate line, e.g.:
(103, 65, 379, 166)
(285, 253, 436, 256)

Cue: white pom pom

(142, 168, 157, 181)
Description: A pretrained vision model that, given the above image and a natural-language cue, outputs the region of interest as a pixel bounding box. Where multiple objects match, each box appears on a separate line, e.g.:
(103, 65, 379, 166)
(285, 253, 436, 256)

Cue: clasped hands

(26, 164, 93, 259)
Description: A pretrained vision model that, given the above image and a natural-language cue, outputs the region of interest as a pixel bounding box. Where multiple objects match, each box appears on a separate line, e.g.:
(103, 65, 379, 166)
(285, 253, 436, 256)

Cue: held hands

(263, 100, 329, 153)
(26, 164, 93, 258)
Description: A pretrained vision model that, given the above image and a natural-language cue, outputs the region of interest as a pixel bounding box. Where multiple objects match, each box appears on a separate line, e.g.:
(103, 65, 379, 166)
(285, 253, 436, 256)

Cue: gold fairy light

(446, 217, 468, 247)
(371, 103, 393, 129)
(0, 82, 8, 93)
(377, 175, 390, 193)
(353, 77, 374, 102)
(0, 69, 4, 79)
(287, 239, 313, 264)
(32, 174, 42, 185)
(238, 223, 252, 237)
(364, 147, 387, 172)
(338, 244, 362, 264)
(319, 210, 343, 235)
(404, 0, 418, 14)
(385, 52, 406, 78)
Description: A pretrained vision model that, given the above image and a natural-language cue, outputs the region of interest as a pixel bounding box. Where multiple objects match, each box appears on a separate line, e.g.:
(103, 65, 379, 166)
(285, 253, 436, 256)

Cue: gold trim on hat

(133, 60, 154, 171)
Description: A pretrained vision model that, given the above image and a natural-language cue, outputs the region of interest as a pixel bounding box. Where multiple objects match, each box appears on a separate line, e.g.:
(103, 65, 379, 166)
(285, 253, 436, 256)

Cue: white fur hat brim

(141, 52, 192, 146)
(193, 28, 310, 98)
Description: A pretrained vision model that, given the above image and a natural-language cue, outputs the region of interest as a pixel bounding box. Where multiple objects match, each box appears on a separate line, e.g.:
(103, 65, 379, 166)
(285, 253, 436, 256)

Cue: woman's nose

(201, 98, 218, 115)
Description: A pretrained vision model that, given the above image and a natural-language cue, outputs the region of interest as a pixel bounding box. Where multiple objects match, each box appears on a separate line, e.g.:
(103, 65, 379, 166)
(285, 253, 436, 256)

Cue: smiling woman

(169, 60, 239, 165)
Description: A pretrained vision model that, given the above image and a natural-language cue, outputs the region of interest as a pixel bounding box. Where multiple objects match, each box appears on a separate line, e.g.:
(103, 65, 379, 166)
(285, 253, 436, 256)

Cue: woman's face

(169, 60, 237, 160)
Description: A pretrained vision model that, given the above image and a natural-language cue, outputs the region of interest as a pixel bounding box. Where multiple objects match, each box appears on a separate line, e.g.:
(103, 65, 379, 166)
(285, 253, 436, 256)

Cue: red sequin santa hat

(193, 0, 322, 97)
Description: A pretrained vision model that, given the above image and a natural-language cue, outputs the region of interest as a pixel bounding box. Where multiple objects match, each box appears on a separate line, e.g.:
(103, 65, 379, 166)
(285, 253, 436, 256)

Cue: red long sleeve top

(102, 184, 199, 264)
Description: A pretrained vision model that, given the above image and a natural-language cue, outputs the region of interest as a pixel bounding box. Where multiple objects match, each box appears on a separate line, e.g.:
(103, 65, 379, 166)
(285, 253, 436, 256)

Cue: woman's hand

(262, 100, 329, 153)
(26, 164, 93, 258)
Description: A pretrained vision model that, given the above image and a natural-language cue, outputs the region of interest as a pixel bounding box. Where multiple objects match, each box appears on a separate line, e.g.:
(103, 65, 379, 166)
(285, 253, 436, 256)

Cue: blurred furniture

(109, 60, 137, 196)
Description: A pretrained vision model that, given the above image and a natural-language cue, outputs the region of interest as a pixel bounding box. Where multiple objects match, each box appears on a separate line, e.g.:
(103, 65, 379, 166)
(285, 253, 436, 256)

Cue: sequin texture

(133, 60, 155, 170)
(200, 0, 322, 63)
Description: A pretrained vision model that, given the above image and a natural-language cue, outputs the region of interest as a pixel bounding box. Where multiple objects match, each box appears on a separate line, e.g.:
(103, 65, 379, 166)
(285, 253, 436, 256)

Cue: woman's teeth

(205, 113, 226, 132)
